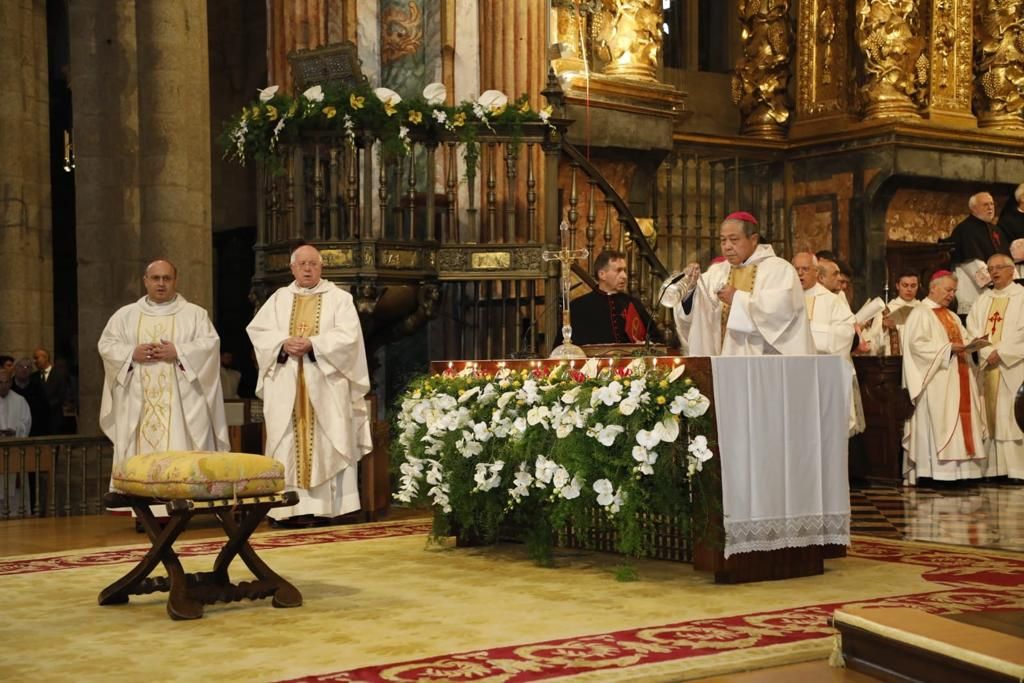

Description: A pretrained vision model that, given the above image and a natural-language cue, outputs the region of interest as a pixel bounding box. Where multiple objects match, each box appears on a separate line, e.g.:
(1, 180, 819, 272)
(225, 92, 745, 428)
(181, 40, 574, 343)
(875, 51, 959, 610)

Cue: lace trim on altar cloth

(724, 513, 850, 558)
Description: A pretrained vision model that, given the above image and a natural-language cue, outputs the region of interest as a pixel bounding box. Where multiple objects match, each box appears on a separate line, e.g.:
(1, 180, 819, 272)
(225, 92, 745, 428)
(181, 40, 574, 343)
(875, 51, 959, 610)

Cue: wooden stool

(98, 450, 302, 620)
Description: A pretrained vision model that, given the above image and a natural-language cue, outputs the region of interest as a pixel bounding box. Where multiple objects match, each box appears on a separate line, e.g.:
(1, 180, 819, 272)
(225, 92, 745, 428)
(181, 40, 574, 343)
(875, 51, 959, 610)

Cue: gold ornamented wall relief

(796, 0, 852, 122)
(733, 0, 793, 140)
(974, 0, 1024, 129)
(919, 0, 974, 124)
(596, 0, 663, 81)
(854, 0, 927, 119)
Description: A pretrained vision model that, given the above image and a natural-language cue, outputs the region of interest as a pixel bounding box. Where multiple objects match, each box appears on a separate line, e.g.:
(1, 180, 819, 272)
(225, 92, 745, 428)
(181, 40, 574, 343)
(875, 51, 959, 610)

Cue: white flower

(681, 387, 711, 418)
(560, 475, 582, 500)
(668, 364, 687, 383)
(593, 479, 615, 506)
(618, 395, 639, 416)
(526, 405, 551, 427)
(458, 386, 480, 404)
(589, 423, 625, 447)
(374, 87, 402, 105)
(581, 358, 600, 378)
(560, 386, 581, 404)
(538, 107, 551, 123)
(551, 466, 570, 490)
(652, 416, 680, 443)
(509, 462, 534, 502)
(431, 108, 448, 125)
(687, 435, 714, 471)
(635, 428, 661, 450)
(496, 391, 516, 409)
(302, 85, 324, 102)
(478, 89, 508, 112)
(473, 461, 504, 492)
(258, 85, 279, 102)
(472, 421, 492, 442)
(669, 395, 686, 415)
(423, 82, 447, 105)
(632, 445, 659, 475)
(520, 379, 540, 405)
(555, 421, 574, 439)
(534, 455, 558, 485)
(625, 358, 647, 376)
(591, 380, 623, 407)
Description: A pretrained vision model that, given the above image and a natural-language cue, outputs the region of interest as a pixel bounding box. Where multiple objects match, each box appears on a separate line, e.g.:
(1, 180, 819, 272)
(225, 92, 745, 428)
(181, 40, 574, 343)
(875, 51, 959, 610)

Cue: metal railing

(0, 435, 113, 520)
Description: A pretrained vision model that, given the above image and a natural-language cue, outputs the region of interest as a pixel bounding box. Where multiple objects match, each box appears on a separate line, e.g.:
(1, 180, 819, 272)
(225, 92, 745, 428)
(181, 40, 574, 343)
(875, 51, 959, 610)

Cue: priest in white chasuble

(863, 271, 922, 357)
(793, 252, 862, 435)
(98, 260, 229, 476)
(660, 212, 813, 356)
(902, 271, 987, 484)
(247, 245, 373, 523)
(966, 254, 1024, 480)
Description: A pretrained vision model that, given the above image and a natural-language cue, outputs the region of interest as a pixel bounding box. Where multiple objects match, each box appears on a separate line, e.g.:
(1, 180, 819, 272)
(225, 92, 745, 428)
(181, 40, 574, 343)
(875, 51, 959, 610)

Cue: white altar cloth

(710, 355, 851, 558)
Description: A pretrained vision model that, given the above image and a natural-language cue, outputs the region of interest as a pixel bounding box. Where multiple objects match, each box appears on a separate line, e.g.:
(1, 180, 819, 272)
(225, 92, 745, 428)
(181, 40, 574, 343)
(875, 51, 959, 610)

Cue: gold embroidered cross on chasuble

(721, 264, 757, 345)
(982, 296, 1009, 435)
(290, 293, 323, 489)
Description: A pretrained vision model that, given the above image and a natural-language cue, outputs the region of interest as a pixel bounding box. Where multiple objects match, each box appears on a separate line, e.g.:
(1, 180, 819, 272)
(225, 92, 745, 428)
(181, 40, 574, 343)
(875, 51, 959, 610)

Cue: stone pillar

(0, 1, 51, 358)
(70, 1, 212, 433)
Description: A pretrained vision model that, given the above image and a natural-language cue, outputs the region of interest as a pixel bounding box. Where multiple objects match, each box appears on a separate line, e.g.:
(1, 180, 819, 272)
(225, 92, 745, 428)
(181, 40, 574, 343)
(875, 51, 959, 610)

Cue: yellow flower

(322, 106, 337, 119)
(350, 94, 365, 110)
(384, 101, 397, 116)
(453, 111, 467, 127)
(519, 101, 531, 113)
(656, 395, 666, 405)
(265, 105, 278, 121)
(287, 102, 298, 117)
(659, 380, 668, 389)
(408, 110, 422, 124)
(623, 379, 631, 387)
(250, 106, 261, 119)
(491, 104, 507, 116)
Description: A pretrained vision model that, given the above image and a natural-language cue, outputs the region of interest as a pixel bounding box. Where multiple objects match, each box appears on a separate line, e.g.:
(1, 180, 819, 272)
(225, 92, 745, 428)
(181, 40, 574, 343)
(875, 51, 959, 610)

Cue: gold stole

(982, 296, 1009, 435)
(933, 307, 977, 456)
(804, 293, 816, 321)
(136, 313, 176, 453)
(722, 264, 757, 344)
(290, 294, 323, 489)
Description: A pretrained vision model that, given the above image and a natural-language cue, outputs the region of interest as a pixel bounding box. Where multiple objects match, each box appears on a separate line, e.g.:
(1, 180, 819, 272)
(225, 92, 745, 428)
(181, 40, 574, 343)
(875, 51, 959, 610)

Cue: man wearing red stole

(902, 270, 988, 484)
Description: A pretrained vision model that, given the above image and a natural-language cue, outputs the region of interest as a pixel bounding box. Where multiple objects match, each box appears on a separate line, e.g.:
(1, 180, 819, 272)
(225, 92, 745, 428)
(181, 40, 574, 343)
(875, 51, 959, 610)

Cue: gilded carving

(919, 0, 974, 117)
(854, 0, 926, 119)
(470, 252, 512, 270)
(320, 248, 354, 268)
(797, 0, 850, 118)
(552, 1, 602, 62)
(733, 0, 793, 139)
(596, 0, 662, 81)
(974, 0, 1024, 128)
(382, 1, 423, 66)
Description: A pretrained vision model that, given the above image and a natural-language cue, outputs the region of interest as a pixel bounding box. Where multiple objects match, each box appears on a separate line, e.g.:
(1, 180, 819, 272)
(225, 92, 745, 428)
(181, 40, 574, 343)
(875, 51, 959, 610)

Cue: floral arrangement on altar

(219, 80, 554, 171)
(391, 357, 716, 564)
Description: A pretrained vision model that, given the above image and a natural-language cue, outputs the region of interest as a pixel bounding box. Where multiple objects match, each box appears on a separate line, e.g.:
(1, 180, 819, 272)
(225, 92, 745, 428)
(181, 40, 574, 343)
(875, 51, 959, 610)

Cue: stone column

(70, 1, 212, 433)
(0, 1, 51, 358)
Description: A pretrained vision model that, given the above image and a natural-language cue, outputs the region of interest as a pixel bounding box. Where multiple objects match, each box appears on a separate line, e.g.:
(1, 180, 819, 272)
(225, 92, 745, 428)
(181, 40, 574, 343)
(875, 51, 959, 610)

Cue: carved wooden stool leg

(217, 503, 302, 608)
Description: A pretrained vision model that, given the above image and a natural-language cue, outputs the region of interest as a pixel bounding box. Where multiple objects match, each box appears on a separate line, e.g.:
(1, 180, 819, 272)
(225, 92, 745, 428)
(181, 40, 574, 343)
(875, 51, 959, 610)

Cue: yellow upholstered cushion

(111, 451, 284, 500)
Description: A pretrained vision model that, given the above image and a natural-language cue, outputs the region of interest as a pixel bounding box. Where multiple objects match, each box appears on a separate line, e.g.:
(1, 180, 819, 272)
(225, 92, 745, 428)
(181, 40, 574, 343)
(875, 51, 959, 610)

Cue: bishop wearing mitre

(660, 212, 813, 356)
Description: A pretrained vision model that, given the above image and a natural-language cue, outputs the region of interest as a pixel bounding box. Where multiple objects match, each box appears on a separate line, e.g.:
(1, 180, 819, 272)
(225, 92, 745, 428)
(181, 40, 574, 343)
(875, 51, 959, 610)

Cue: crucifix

(543, 220, 589, 359)
(988, 310, 1004, 338)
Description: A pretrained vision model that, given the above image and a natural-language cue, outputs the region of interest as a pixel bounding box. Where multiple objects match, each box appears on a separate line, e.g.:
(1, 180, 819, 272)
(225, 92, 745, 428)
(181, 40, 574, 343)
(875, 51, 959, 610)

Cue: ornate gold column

(793, 0, 854, 136)
(974, 0, 1024, 130)
(917, 0, 975, 127)
(596, 0, 662, 81)
(733, 0, 793, 140)
(853, 0, 925, 120)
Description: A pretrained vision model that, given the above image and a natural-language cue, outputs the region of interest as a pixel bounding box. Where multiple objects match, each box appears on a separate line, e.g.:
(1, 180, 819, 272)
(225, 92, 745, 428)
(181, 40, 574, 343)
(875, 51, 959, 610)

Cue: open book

(854, 297, 886, 326)
(885, 305, 915, 325)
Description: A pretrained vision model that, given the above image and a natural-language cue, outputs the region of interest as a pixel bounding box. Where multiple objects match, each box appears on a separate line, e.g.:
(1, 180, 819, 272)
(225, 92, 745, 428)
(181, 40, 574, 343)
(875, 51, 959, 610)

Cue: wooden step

(832, 607, 1024, 683)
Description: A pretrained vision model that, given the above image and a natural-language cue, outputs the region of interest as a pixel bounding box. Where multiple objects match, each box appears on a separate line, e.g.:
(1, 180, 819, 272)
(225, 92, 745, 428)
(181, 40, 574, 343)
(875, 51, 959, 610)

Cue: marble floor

(850, 479, 1024, 553)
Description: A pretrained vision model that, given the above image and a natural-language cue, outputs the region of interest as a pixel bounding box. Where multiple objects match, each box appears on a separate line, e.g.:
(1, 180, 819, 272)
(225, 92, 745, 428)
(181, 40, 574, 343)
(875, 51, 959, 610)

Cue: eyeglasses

(989, 265, 1015, 271)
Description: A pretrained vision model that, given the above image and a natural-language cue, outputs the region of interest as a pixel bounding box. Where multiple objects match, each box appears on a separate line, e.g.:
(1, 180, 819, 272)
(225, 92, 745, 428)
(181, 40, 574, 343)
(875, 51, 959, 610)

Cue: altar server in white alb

(793, 252, 862, 435)
(660, 211, 813, 356)
(966, 254, 1024, 480)
(247, 245, 373, 523)
(902, 271, 987, 484)
(863, 270, 922, 357)
(98, 260, 229, 475)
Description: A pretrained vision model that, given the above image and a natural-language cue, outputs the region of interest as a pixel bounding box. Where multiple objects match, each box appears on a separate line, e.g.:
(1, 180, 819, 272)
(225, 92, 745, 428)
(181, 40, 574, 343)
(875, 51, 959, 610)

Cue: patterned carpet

(2, 517, 1023, 682)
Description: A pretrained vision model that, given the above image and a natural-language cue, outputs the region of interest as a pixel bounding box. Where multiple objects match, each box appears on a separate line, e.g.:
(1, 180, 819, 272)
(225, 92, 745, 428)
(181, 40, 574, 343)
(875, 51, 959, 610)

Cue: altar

(393, 354, 850, 583)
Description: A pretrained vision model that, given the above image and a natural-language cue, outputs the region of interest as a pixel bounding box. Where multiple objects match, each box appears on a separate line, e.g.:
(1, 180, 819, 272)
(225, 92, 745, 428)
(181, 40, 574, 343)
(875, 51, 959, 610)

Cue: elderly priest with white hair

(247, 244, 373, 526)
(902, 270, 988, 484)
(659, 211, 813, 356)
(966, 253, 1024, 481)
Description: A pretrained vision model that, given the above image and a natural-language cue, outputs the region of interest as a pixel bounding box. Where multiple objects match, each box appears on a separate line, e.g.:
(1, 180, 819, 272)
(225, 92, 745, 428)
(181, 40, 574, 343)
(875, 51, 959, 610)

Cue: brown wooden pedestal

(852, 356, 914, 484)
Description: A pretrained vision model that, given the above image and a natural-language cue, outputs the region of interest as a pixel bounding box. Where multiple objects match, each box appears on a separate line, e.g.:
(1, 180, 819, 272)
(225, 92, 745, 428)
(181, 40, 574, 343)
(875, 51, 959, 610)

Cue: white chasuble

(902, 299, 987, 483)
(669, 244, 814, 356)
(247, 279, 373, 519)
(966, 282, 1024, 478)
(99, 295, 230, 479)
(805, 284, 861, 435)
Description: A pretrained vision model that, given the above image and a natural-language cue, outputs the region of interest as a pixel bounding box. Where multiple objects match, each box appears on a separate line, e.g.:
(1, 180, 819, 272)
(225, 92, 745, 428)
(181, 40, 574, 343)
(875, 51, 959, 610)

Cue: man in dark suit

(32, 348, 69, 434)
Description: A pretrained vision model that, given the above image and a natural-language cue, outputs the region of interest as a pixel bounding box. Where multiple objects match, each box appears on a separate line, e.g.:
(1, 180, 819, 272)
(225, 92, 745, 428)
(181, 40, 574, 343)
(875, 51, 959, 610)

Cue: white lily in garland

(258, 85, 279, 102)
(302, 85, 324, 102)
